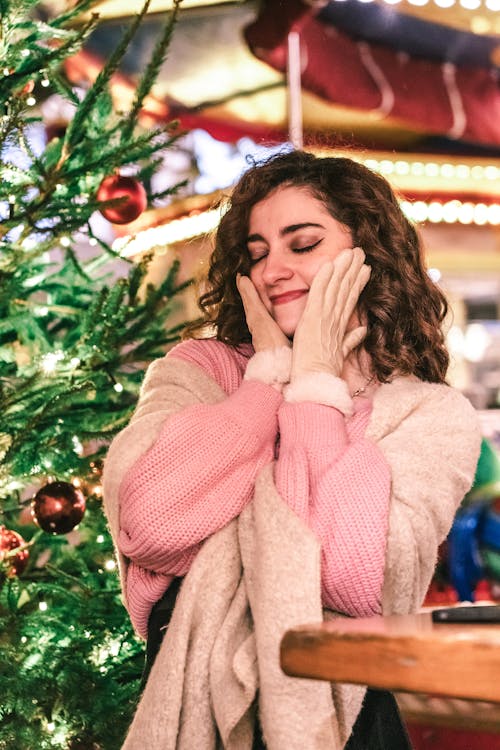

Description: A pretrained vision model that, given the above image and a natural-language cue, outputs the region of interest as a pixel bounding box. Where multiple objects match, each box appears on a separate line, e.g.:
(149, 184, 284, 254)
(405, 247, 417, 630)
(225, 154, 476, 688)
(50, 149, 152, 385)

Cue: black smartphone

(432, 605, 500, 623)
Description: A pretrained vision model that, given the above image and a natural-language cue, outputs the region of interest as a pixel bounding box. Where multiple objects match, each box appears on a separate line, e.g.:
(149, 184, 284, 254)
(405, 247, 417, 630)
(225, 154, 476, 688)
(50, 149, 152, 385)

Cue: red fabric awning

(245, 0, 500, 148)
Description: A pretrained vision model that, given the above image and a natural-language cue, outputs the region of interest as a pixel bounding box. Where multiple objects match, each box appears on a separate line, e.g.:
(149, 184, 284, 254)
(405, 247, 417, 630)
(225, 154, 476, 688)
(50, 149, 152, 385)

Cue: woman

(103, 149, 481, 749)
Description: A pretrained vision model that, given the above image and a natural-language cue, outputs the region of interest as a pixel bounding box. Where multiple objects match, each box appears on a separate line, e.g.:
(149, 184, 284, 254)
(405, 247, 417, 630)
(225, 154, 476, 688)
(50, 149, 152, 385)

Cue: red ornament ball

(96, 173, 147, 224)
(21, 79, 35, 95)
(0, 526, 29, 577)
(32, 481, 86, 535)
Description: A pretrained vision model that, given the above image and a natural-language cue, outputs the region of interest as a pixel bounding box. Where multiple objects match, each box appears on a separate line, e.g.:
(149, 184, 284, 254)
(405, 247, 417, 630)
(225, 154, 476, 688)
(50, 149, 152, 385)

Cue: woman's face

(247, 185, 353, 337)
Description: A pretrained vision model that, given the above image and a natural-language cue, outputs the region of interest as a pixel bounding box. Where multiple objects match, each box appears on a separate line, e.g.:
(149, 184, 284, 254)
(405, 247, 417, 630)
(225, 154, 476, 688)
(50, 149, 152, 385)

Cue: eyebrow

(246, 222, 325, 243)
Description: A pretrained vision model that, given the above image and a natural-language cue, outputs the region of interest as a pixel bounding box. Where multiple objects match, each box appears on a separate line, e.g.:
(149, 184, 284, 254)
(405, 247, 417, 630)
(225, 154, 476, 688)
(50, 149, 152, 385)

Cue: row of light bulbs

(400, 199, 500, 225)
(336, 0, 500, 9)
(114, 196, 500, 258)
(364, 158, 499, 183)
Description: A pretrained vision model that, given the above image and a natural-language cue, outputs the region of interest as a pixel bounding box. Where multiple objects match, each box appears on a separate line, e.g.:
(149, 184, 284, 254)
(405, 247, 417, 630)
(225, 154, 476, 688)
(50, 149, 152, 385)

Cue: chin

(276, 320, 297, 339)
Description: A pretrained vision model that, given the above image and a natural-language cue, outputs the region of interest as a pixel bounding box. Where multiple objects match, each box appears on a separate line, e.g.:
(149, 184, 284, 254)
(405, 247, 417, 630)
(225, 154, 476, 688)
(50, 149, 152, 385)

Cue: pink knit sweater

(118, 339, 391, 637)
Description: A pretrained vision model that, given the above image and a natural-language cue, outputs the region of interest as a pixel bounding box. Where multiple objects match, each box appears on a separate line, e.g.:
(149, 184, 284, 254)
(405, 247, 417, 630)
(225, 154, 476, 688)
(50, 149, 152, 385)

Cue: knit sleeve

(275, 400, 390, 617)
(117, 356, 282, 574)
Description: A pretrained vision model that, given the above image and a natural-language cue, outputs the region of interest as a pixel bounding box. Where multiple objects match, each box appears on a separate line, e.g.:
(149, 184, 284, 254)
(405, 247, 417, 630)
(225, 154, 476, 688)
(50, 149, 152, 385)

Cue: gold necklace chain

(351, 374, 375, 398)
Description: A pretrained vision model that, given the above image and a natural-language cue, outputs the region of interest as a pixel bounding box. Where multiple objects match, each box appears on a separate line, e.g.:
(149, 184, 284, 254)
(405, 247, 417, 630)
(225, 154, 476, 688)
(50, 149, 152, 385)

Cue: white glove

(291, 247, 371, 381)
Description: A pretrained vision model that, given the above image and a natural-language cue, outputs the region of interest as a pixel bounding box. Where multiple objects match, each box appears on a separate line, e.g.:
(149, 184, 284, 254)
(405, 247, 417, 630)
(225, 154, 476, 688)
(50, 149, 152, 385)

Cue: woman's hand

(291, 247, 371, 379)
(236, 274, 290, 352)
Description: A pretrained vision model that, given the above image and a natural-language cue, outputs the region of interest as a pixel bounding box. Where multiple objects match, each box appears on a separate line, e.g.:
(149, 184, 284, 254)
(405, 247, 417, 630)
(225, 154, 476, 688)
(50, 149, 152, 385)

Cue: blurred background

(43, 0, 500, 437)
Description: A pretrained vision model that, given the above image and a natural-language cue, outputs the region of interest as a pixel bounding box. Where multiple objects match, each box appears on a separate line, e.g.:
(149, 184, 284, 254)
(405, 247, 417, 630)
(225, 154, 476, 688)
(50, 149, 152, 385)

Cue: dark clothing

(250, 689, 413, 750)
(140, 576, 183, 690)
(144, 584, 413, 749)
(343, 689, 413, 750)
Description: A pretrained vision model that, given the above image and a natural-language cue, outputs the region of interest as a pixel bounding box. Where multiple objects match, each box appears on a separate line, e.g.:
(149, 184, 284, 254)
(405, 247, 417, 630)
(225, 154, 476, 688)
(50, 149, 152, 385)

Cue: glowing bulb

(442, 201, 460, 223)
(439, 163, 455, 178)
(105, 559, 116, 571)
(428, 202, 444, 223)
(72, 436, 84, 455)
(464, 324, 491, 363)
(113, 382, 124, 393)
(447, 326, 465, 356)
(412, 201, 429, 222)
(410, 162, 425, 176)
(379, 160, 394, 174)
(487, 205, 500, 225)
(473, 203, 489, 225)
(394, 160, 410, 175)
(455, 164, 470, 180)
(39, 601, 48, 611)
(428, 268, 442, 283)
(424, 162, 439, 177)
(458, 203, 474, 224)
(41, 351, 64, 373)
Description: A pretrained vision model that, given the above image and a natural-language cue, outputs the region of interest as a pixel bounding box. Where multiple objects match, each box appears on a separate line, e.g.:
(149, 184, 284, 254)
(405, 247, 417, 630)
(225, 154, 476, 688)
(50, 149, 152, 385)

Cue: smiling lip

(269, 290, 308, 305)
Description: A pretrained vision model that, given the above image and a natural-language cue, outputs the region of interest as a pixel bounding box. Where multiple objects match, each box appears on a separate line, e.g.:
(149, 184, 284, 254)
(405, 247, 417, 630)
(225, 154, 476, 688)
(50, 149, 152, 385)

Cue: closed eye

(248, 250, 267, 265)
(292, 239, 322, 253)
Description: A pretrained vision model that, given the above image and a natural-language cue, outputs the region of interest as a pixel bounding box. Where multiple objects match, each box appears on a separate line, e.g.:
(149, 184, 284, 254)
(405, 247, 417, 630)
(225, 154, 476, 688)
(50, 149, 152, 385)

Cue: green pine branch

(0, 1, 198, 746)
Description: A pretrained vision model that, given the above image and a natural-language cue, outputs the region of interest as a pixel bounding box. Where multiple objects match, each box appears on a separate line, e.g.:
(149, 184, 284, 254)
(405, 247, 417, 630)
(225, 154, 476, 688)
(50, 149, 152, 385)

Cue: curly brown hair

(185, 149, 449, 384)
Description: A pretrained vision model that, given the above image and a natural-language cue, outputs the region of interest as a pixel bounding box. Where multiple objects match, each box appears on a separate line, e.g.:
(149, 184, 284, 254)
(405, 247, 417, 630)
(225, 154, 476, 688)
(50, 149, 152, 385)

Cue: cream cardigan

(103, 355, 481, 749)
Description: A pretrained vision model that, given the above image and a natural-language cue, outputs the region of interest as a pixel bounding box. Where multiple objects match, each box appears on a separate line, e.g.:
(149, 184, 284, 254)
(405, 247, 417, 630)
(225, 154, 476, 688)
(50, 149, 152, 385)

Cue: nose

(260, 250, 294, 285)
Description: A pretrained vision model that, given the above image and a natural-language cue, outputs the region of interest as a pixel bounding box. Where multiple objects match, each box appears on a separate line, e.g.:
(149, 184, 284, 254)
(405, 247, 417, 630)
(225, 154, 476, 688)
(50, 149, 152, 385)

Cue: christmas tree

(0, 1, 191, 747)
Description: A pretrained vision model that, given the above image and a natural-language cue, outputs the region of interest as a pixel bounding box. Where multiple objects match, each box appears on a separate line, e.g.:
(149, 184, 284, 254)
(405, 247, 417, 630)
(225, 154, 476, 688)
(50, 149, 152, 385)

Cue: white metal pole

(287, 30, 303, 149)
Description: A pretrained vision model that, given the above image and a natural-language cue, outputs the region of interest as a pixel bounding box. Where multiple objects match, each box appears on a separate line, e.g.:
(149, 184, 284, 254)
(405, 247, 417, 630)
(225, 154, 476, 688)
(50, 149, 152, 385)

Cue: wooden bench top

(280, 611, 500, 703)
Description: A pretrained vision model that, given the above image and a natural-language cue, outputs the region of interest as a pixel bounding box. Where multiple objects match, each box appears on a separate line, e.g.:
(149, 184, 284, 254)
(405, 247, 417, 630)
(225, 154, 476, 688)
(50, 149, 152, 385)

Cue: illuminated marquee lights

(400, 199, 500, 225)
(332, 0, 500, 10)
(112, 196, 500, 258)
(113, 155, 500, 257)
(113, 208, 222, 257)
(363, 159, 500, 183)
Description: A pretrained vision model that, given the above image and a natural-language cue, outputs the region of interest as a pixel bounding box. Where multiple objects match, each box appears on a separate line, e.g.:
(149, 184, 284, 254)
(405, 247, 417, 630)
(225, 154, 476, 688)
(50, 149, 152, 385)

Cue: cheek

(249, 267, 264, 293)
(300, 257, 328, 285)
